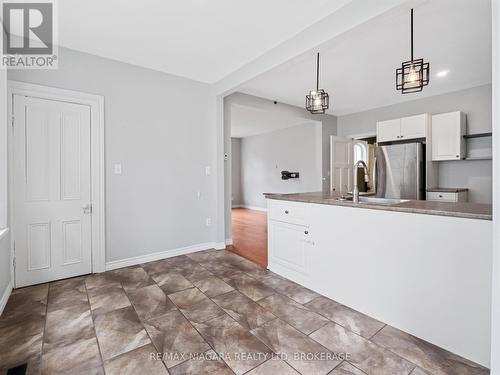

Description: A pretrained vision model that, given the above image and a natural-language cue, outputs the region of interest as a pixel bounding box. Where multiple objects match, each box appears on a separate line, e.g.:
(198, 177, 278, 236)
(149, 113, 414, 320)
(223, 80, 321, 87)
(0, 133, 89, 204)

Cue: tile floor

(0, 249, 490, 375)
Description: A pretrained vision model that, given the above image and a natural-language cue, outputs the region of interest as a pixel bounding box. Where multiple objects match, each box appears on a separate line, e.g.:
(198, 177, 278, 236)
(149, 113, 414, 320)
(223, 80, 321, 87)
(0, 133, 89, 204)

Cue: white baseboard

(0, 282, 13, 317)
(105, 242, 224, 271)
(232, 205, 268, 212)
(213, 242, 226, 250)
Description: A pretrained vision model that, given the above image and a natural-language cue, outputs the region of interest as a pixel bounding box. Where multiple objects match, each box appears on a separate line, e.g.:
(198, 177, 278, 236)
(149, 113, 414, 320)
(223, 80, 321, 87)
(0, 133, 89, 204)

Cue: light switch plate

(205, 166, 211, 176)
(114, 164, 122, 175)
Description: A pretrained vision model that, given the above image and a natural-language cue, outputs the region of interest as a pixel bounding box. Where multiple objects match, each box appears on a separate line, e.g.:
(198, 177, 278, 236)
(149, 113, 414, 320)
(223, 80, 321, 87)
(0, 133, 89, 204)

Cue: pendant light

(396, 8, 430, 94)
(306, 53, 329, 114)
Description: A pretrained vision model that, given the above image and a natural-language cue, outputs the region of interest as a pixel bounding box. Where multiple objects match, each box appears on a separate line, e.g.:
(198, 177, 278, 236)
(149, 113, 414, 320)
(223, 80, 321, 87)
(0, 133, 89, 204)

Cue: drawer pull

(439, 195, 443, 198)
(304, 230, 309, 235)
(285, 210, 289, 214)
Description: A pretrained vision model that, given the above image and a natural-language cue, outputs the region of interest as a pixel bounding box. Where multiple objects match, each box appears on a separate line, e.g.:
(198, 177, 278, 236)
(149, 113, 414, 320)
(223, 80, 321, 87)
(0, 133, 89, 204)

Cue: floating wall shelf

(465, 156, 492, 161)
(463, 132, 492, 139)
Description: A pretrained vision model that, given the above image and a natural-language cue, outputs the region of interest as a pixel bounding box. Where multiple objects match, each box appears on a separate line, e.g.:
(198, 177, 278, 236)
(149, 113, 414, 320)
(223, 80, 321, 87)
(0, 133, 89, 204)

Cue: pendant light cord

(316, 52, 320, 91)
(410, 8, 414, 61)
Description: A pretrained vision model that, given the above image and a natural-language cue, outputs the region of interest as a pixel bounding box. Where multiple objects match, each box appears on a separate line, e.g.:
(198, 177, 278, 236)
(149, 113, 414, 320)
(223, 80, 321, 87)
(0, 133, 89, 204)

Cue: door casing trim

(7, 80, 106, 287)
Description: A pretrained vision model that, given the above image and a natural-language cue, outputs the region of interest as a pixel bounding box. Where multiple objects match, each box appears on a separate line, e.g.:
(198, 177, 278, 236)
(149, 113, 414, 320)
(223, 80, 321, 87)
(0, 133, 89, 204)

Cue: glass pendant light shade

(306, 53, 329, 114)
(396, 59, 430, 93)
(396, 9, 430, 94)
(306, 89, 329, 114)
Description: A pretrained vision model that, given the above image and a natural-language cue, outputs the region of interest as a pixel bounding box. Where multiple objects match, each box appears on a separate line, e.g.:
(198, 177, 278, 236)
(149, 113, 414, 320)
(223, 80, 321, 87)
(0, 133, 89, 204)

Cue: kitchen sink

(358, 197, 410, 205)
(333, 196, 409, 205)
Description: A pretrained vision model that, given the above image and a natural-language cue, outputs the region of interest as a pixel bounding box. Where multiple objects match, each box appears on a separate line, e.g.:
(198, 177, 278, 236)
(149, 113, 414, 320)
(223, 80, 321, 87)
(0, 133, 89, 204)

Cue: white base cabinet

(268, 221, 311, 278)
(268, 200, 312, 285)
(267, 199, 492, 367)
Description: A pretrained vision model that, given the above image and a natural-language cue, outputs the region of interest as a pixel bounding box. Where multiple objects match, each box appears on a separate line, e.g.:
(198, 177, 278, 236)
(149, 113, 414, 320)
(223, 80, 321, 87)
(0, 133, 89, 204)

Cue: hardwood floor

(227, 208, 268, 268)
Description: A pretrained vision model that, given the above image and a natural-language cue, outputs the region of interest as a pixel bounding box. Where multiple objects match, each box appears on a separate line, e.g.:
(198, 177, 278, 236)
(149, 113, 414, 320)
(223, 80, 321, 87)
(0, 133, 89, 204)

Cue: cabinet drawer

(268, 200, 308, 226)
(427, 192, 458, 202)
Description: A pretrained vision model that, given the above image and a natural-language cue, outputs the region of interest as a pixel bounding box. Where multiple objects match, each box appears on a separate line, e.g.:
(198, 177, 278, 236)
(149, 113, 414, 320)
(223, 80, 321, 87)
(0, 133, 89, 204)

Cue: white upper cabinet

(401, 114, 428, 139)
(377, 114, 428, 143)
(431, 111, 466, 161)
(376, 118, 401, 142)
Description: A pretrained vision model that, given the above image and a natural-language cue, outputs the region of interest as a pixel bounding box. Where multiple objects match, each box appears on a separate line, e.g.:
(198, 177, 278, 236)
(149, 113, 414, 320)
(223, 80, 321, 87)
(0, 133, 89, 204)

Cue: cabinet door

(376, 118, 401, 142)
(330, 136, 353, 195)
(401, 114, 427, 140)
(269, 221, 310, 275)
(431, 112, 464, 161)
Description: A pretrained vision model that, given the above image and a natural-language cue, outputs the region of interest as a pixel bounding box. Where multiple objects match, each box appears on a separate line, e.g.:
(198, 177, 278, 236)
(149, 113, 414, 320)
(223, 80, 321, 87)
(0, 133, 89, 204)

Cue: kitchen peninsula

(266, 192, 492, 368)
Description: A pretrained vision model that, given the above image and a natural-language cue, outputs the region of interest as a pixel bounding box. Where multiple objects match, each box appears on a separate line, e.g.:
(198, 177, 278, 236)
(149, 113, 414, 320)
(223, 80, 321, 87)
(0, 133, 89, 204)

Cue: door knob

(82, 203, 92, 214)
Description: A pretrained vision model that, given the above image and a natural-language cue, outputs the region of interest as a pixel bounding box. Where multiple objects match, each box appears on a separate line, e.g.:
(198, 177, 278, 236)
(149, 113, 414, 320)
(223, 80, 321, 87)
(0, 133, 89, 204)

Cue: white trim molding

(0, 282, 13, 316)
(105, 242, 225, 271)
(7, 81, 106, 287)
(490, 0, 500, 372)
(347, 132, 377, 140)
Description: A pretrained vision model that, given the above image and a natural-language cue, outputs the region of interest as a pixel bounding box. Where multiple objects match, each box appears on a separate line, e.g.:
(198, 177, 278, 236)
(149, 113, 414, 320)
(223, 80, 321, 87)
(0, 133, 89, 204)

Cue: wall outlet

(205, 217, 212, 227)
(197, 191, 201, 199)
(114, 164, 122, 175)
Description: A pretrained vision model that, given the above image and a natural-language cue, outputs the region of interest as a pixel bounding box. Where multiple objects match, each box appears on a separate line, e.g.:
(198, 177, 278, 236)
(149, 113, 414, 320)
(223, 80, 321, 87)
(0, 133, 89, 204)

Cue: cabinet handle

(304, 230, 309, 235)
(284, 210, 289, 214)
(439, 195, 443, 198)
(456, 155, 459, 158)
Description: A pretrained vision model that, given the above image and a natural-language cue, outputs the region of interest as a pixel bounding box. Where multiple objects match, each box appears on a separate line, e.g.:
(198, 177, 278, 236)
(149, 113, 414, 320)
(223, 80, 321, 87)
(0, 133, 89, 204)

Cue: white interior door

(330, 136, 354, 195)
(13, 95, 92, 287)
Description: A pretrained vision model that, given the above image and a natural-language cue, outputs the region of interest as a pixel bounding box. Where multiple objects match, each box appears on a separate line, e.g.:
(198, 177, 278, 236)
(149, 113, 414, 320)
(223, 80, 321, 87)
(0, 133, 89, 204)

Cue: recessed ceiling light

(437, 70, 449, 77)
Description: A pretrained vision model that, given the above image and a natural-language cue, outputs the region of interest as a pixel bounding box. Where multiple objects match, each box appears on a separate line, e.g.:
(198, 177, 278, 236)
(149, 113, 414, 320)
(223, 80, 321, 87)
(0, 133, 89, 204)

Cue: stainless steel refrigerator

(374, 142, 425, 200)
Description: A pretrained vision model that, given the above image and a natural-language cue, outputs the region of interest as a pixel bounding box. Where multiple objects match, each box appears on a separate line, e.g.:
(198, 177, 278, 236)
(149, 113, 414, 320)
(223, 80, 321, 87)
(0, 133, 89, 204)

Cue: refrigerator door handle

(372, 156, 377, 195)
(416, 144, 422, 200)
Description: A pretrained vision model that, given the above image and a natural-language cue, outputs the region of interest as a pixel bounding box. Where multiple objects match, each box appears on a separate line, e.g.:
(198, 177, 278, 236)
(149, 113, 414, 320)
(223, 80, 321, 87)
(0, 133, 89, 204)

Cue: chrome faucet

(353, 160, 369, 203)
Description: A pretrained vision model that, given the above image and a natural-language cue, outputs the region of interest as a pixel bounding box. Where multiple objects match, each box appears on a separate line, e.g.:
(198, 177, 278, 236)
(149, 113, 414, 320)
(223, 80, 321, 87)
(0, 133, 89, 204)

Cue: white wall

(337, 85, 492, 203)
(231, 138, 243, 206)
(239, 123, 323, 209)
(0, 34, 11, 304)
(224, 92, 337, 238)
(8, 47, 217, 263)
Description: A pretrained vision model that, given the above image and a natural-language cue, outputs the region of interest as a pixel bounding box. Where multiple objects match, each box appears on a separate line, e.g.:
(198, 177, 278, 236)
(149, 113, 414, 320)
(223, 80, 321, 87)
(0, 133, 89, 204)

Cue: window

(354, 142, 368, 163)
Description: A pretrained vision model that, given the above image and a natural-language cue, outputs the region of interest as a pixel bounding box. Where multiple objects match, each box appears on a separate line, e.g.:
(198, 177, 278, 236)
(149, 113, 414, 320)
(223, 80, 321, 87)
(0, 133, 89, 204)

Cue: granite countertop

(427, 187, 469, 193)
(265, 191, 492, 221)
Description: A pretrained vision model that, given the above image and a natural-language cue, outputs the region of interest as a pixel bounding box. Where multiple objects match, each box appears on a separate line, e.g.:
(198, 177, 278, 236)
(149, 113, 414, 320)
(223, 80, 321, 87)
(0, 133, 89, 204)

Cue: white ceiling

(238, 0, 492, 116)
(231, 104, 318, 138)
(58, 0, 351, 83)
